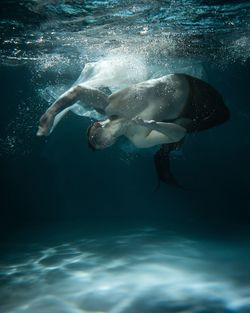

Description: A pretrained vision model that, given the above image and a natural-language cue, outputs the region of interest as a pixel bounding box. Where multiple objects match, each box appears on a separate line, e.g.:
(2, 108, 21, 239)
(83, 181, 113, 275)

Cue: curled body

(37, 73, 229, 151)
(37, 72, 230, 186)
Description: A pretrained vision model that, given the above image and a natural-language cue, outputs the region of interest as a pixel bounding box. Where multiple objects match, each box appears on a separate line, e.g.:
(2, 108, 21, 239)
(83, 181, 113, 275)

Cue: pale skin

(37, 74, 191, 149)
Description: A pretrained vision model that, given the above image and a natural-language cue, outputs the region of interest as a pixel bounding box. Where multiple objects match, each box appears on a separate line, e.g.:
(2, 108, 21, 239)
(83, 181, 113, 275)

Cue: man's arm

(130, 117, 187, 148)
(37, 85, 108, 136)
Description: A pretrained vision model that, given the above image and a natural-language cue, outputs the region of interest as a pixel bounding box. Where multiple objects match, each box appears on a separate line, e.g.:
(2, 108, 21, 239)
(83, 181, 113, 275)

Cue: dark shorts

(176, 74, 230, 132)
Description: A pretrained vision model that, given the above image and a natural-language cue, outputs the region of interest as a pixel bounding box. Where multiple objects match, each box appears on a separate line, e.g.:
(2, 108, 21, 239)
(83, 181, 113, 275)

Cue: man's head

(87, 121, 116, 150)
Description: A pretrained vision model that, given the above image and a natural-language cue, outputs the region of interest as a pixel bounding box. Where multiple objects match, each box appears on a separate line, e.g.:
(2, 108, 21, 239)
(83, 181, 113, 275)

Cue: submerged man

(37, 74, 230, 185)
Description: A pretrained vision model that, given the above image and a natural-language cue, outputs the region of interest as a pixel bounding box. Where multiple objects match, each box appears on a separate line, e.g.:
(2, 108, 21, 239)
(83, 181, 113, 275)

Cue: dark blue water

(1, 1, 250, 312)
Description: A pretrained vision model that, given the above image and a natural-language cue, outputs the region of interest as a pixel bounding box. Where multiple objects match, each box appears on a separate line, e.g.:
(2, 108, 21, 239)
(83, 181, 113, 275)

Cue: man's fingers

(145, 119, 156, 125)
(37, 112, 54, 136)
(36, 125, 50, 136)
(132, 116, 144, 125)
(36, 126, 45, 136)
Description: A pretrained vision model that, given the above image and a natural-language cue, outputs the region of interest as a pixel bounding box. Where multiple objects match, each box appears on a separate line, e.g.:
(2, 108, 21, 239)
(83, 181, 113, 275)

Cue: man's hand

(36, 111, 55, 136)
(132, 116, 157, 127)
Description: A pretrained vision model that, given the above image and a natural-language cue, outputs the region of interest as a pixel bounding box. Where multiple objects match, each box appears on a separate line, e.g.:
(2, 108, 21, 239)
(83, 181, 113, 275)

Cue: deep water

(0, 1, 250, 312)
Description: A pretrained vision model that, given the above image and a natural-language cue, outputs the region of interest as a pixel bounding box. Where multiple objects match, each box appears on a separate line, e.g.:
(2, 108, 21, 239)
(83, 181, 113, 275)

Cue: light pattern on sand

(1, 229, 250, 313)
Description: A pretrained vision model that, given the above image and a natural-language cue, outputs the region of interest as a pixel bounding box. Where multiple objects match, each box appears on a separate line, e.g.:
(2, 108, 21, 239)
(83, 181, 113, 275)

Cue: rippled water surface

(1, 0, 250, 67)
